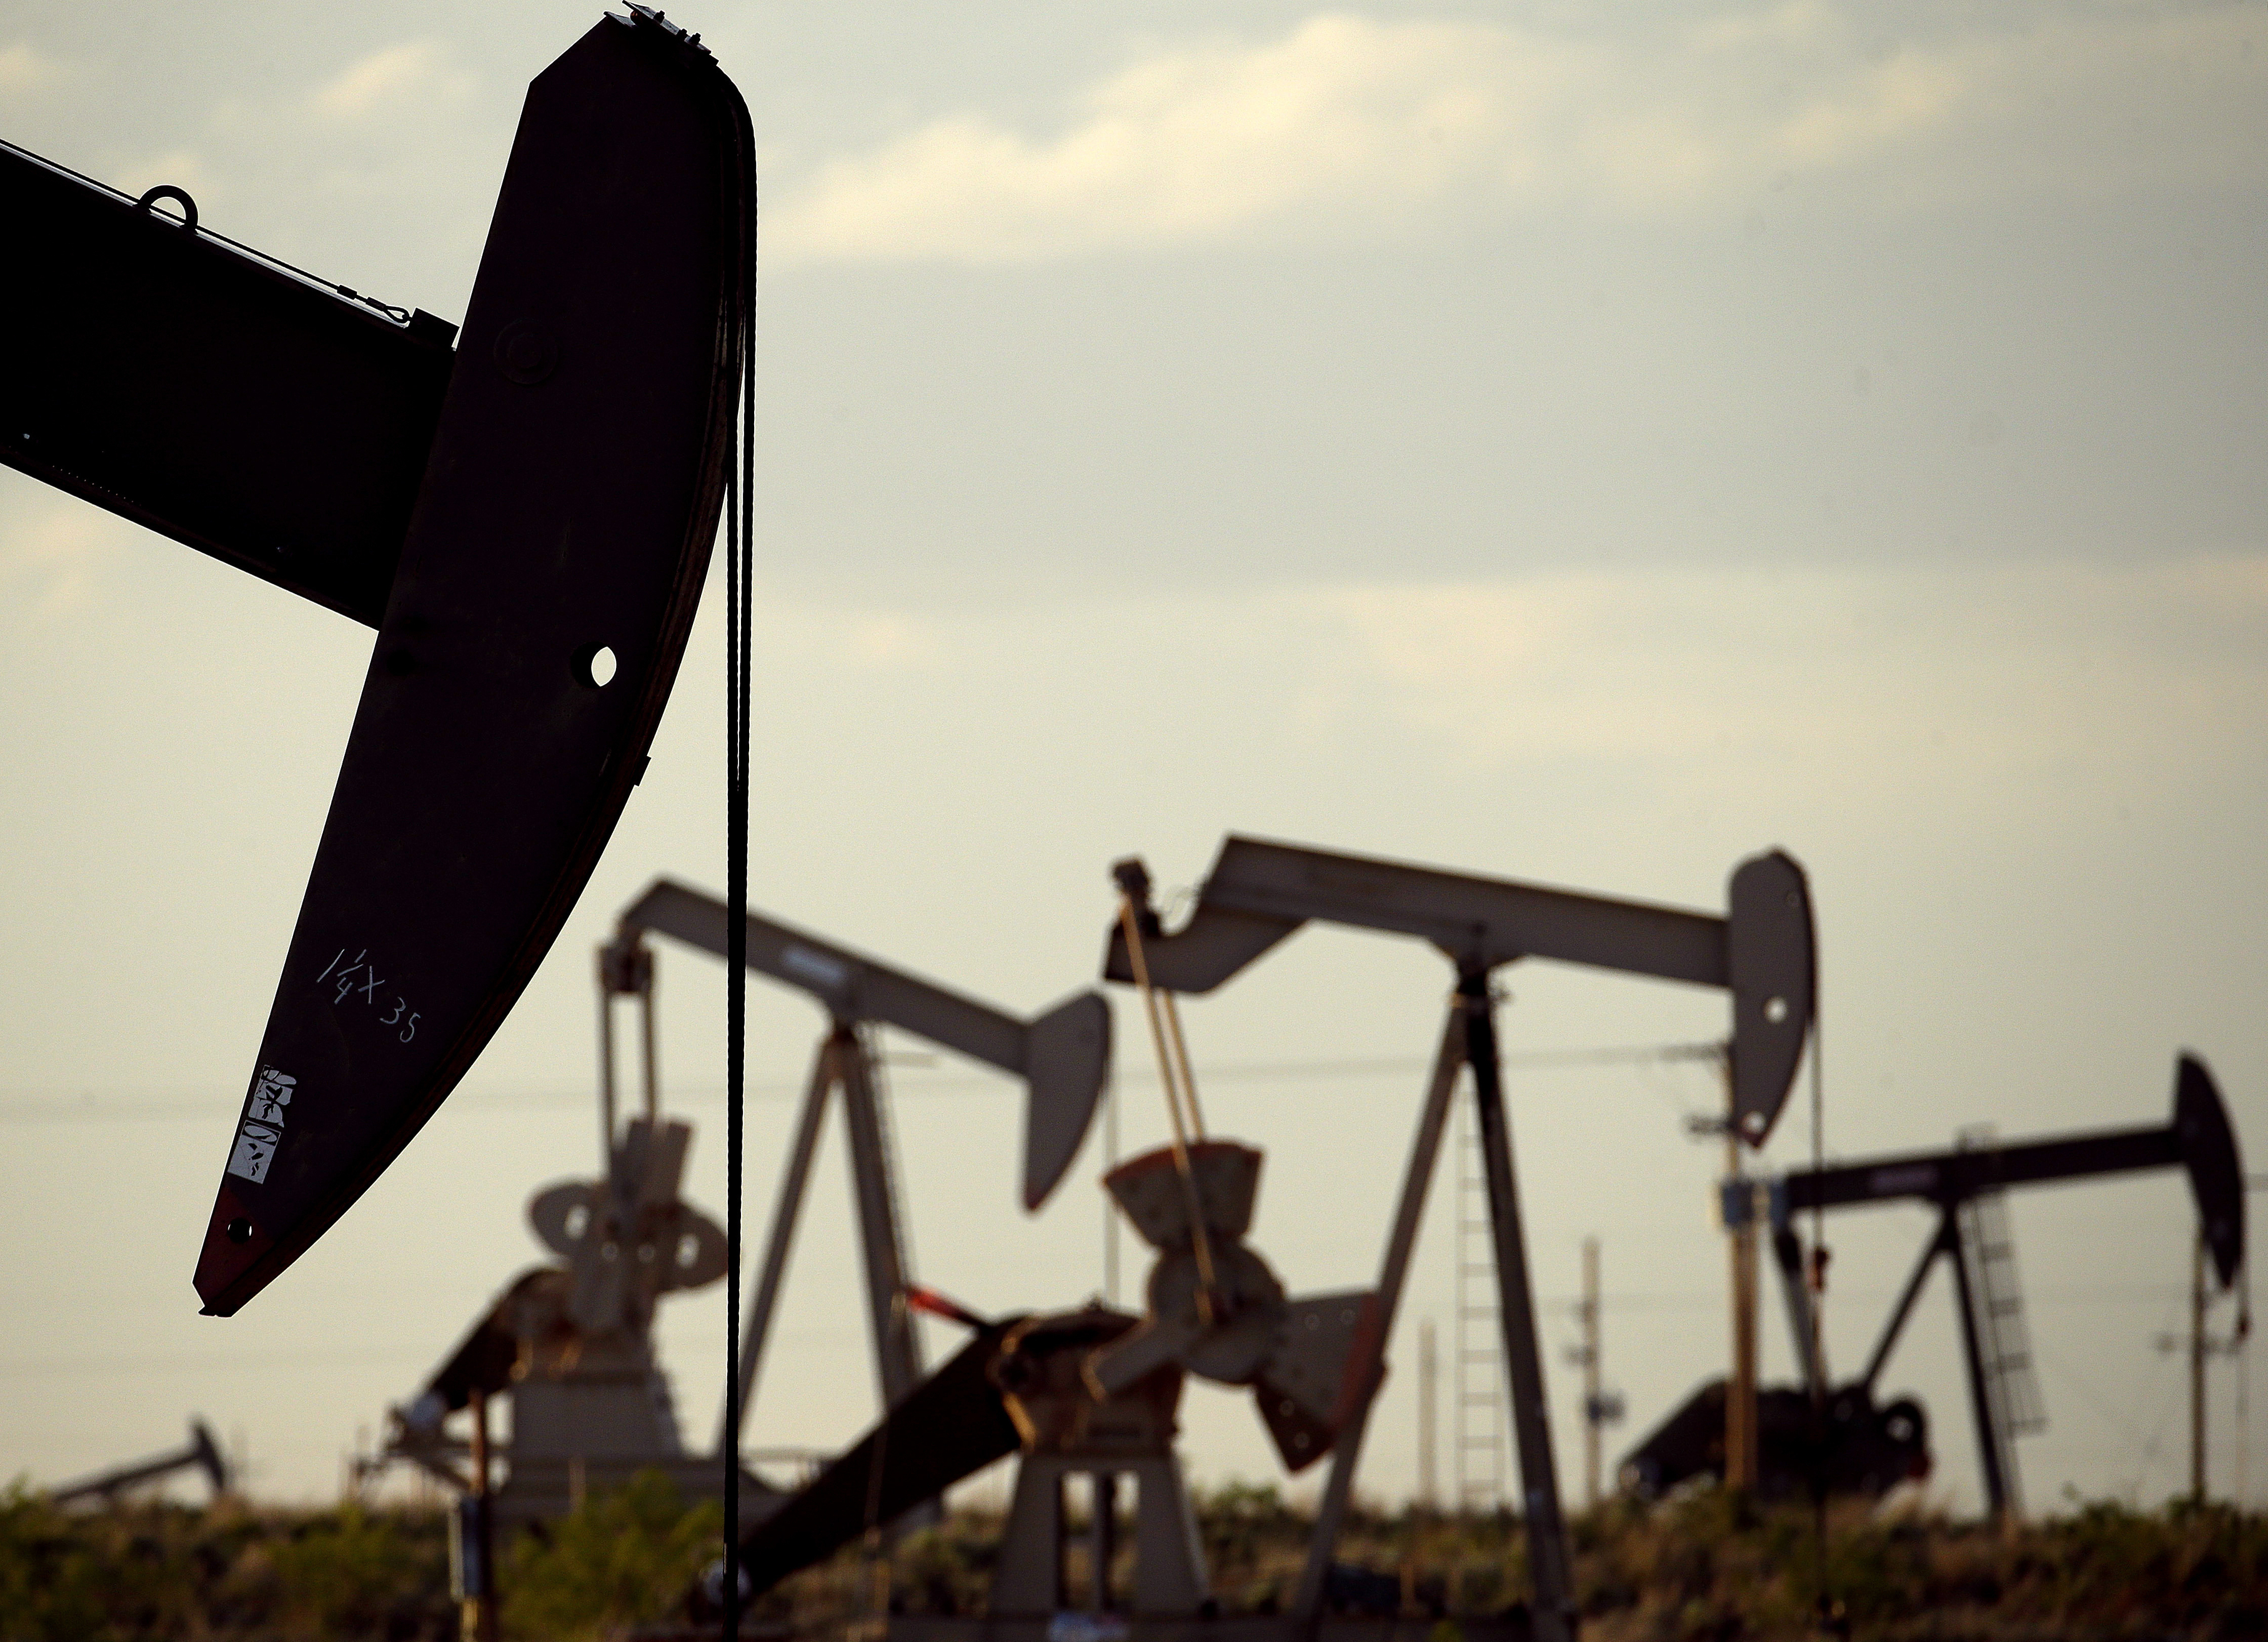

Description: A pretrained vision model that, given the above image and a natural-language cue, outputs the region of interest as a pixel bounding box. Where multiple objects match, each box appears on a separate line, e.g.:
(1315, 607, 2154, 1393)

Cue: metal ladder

(1955, 1125, 2046, 1512)
(1453, 1093, 1508, 1511)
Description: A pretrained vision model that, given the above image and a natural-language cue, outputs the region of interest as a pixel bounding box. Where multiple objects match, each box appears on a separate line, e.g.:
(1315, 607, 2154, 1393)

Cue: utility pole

(1581, 1239, 1602, 1508)
(1418, 1317, 1438, 1510)
(1724, 1064, 1759, 1494)
(2192, 1231, 2208, 1503)
(462, 1388, 499, 1642)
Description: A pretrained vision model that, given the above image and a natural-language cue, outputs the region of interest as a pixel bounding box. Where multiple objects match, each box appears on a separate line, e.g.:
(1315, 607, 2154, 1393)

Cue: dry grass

(5, 1474, 2262, 1641)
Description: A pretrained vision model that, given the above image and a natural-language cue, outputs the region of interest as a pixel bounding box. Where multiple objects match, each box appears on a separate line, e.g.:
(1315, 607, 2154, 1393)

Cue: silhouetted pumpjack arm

(1781, 1053, 2243, 1287)
(616, 878, 1111, 1210)
(1751, 1052, 2243, 1516)
(2, 8, 758, 1315)
(1103, 834, 1814, 1141)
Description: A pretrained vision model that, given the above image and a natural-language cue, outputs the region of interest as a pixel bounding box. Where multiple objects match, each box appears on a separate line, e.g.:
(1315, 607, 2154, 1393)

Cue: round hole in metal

(574, 644, 618, 689)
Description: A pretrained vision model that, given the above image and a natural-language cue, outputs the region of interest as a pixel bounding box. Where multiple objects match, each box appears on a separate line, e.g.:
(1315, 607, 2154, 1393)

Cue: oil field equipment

(607, 878, 1110, 1448)
(700, 838, 1816, 1642)
(369, 956, 744, 1534)
(1621, 1053, 2247, 1515)
(712, 1140, 1397, 1635)
(51, 1419, 232, 1506)
(1096, 837, 1816, 1642)
(367, 877, 1108, 1537)
(0, 8, 757, 1316)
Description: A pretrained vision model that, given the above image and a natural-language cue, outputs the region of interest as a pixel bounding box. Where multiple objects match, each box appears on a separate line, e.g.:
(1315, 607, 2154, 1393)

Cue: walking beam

(617, 877, 1110, 1210)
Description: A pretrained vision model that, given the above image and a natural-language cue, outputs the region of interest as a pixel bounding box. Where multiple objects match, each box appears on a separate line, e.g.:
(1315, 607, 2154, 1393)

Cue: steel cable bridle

(721, 163, 757, 1642)
(1115, 897, 1220, 1327)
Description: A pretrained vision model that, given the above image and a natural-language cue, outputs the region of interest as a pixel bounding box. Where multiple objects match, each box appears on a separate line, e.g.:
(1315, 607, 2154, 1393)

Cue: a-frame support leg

(1859, 1220, 1944, 1394)
(719, 1031, 838, 1452)
(838, 1023, 924, 1412)
(1291, 1000, 1467, 1626)
(1463, 967, 1576, 1642)
(1946, 1207, 2016, 1518)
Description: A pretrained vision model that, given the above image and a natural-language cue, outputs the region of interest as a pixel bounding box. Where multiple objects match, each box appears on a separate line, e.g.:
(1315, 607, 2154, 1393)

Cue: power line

(0, 1346, 434, 1380)
(0, 1041, 1722, 1125)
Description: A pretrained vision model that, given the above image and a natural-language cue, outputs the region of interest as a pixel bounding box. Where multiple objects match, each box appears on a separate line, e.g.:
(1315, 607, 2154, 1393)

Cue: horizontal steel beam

(1103, 835, 1815, 1145)
(1785, 1125, 2179, 1213)
(622, 878, 1027, 1070)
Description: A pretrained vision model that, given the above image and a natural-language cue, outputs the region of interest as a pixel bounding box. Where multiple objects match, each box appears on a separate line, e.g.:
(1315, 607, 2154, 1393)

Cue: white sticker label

(1869, 1162, 1937, 1196)
(782, 944, 850, 989)
(227, 1119, 282, 1184)
(247, 1067, 297, 1126)
(227, 1066, 299, 1183)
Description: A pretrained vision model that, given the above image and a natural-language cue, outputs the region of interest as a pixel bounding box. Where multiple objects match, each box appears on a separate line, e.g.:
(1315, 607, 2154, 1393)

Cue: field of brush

(4, 1475, 2262, 1641)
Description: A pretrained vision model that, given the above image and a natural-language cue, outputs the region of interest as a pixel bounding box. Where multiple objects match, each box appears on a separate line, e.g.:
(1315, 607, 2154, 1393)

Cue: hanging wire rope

(720, 157, 758, 1642)
(1113, 889, 1220, 1326)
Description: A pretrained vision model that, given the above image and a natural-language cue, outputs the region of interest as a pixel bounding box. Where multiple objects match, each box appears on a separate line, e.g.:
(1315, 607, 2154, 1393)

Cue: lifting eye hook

(135, 184, 199, 234)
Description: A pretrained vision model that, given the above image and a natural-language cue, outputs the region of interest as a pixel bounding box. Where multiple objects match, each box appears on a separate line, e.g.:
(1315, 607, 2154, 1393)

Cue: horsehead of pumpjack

(0, 9, 756, 1313)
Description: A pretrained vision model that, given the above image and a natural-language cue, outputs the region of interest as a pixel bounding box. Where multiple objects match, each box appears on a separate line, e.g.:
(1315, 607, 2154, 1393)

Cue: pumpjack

(606, 878, 1109, 1451)
(1, 7, 757, 1316)
(52, 1420, 233, 1507)
(723, 1138, 1383, 1631)
(705, 837, 1818, 1642)
(1621, 1053, 2247, 1514)
(367, 878, 1108, 1536)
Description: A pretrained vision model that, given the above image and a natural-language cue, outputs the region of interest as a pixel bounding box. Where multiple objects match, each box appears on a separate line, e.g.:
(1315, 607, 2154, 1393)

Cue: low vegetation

(2, 1473, 2261, 1641)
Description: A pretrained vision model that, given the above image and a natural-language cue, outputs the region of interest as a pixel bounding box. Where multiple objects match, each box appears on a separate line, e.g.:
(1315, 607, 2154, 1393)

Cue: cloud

(0, 41, 62, 97)
(308, 40, 472, 122)
(0, 498, 124, 622)
(1313, 555, 2268, 785)
(768, 4, 2268, 263)
(117, 147, 217, 209)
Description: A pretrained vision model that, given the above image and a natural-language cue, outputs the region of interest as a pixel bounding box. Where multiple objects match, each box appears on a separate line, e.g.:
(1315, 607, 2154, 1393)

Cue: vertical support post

(721, 1033, 838, 1450)
(1293, 1003, 1466, 1624)
(1581, 1237, 1601, 1510)
(1418, 1318, 1438, 1510)
(1090, 1471, 1119, 1611)
(1945, 1210, 2012, 1519)
(1724, 1070, 1759, 1494)
(467, 1387, 499, 1642)
(1463, 967, 1576, 1642)
(639, 951, 659, 1122)
(2192, 1230, 2208, 1504)
(596, 957, 617, 1168)
(839, 1026, 924, 1411)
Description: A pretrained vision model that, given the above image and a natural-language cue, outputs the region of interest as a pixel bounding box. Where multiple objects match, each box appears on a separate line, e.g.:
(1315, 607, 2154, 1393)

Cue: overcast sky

(2, 1, 2264, 1522)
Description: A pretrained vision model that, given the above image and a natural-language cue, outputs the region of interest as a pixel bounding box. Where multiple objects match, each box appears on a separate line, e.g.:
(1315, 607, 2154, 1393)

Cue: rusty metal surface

(192, 12, 754, 1315)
